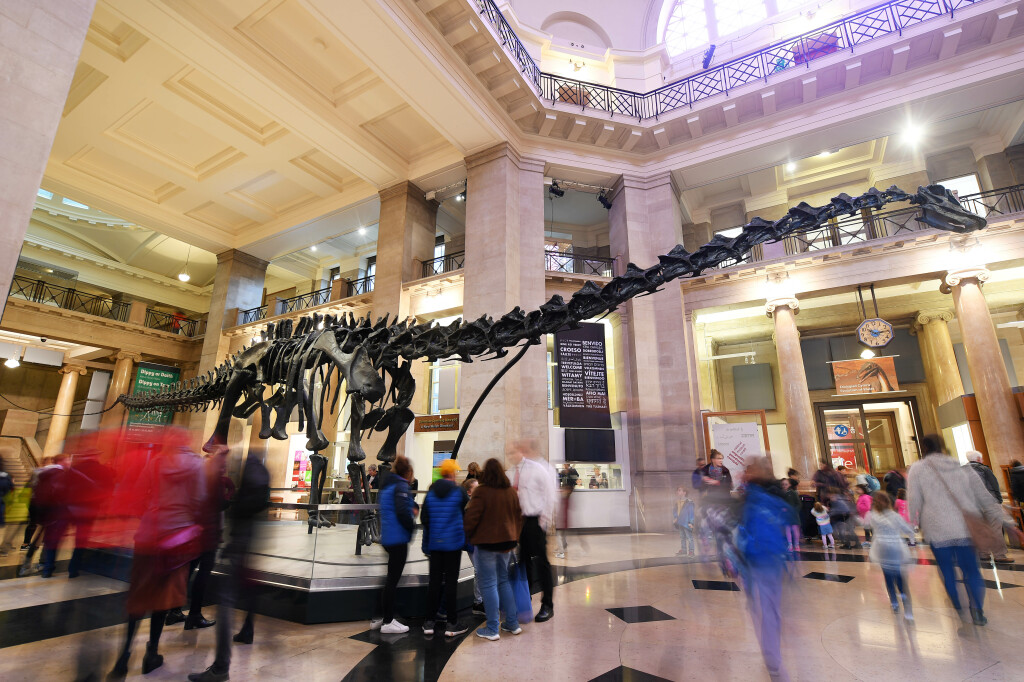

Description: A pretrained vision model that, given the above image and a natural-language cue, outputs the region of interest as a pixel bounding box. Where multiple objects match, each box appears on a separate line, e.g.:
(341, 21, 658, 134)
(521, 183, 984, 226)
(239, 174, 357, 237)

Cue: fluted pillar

(100, 351, 143, 430)
(766, 296, 820, 483)
(948, 267, 1024, 474)
(43, 363, 88, 457)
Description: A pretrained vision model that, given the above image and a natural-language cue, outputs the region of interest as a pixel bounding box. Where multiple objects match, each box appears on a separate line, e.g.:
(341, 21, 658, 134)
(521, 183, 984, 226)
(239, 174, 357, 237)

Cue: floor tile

(804, 572, 856, 583)
(691, 579, 740, 591)
(605, 605, 675, 624)
(589, 665, 673, 682)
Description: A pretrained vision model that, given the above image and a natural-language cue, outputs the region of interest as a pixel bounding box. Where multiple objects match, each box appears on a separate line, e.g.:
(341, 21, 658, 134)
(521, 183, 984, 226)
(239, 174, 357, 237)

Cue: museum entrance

(814, 397, 924, 475)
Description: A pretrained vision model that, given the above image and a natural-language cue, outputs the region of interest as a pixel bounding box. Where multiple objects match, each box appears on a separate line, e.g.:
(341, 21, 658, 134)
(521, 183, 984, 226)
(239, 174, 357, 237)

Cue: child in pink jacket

(894, 488, 916, 546)
(856, 485, 873, 546)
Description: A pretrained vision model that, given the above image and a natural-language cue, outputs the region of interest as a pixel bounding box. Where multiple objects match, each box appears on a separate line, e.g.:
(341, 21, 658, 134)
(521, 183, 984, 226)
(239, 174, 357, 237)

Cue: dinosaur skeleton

(118, 184, 986, 546)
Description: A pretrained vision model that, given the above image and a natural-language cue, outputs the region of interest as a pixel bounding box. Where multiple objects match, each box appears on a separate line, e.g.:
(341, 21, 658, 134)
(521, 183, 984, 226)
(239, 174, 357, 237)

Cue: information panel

(126, 362, 180, 437)
(555, 323, 611, 429)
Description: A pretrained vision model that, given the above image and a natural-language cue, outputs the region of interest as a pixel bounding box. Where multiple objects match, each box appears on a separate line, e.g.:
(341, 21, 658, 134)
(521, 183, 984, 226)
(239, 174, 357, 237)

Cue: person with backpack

(373, 455, 417, 634)
(865, 491, 916, 621)
(420, 459, 470, 638)
(737, 457, 792, 682)
(883, 469, 906, 499)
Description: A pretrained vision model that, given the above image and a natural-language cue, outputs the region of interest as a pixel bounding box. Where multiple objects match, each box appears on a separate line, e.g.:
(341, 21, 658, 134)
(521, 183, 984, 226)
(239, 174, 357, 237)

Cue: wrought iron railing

(476, 0, 987, 121)
(239, 305, 267, 325)
(544, 250, 615, 277)
(7, 275, 129, 322)
(421, 251, 466, 278)
(144, 309, 205, 337)
(346, 275, 375, 298)
(280, 286, 331, 314)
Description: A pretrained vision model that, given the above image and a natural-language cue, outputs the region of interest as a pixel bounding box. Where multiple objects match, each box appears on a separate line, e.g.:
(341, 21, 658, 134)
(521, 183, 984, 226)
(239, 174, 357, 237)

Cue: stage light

(548, 181, 565, 198)
(597, 192, 612, 209)
(786, 162, 796, 172)
(358, 227, 367, 235)
(902, 123, 924, 146)
(311, 245, 318, 252)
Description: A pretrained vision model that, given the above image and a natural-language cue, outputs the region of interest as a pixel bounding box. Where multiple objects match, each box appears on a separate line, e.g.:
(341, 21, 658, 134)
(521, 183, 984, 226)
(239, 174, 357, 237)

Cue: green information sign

(126, 362, 181, 436)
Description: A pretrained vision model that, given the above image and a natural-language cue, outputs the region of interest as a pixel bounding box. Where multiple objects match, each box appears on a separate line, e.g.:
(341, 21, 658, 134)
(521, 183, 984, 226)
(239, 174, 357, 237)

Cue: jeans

(468, 550, 481, 602)
(743, 563, 789, 682)
(382, 544, 408, 622)
(882, 567, 906, 604)
(520, 516, 553, 608)
(425, 550, 461, 625)
(474, 548, 518, 634)
(678, 526, 694, 553)
(785, 526, 800, 548)
(932, 543, 985, 611)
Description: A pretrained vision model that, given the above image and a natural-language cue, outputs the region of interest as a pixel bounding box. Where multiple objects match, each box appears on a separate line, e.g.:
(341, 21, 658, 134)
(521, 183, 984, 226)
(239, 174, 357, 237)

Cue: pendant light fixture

(178, 244, 192, 282)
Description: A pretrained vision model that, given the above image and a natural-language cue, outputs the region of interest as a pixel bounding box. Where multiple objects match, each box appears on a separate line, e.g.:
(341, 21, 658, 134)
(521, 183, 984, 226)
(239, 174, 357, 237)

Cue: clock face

(857, 318, 894, 347)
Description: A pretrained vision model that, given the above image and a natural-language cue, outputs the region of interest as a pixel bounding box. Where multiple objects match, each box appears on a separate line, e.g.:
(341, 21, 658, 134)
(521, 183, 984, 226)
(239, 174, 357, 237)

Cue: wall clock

(857, 318, 893, 348)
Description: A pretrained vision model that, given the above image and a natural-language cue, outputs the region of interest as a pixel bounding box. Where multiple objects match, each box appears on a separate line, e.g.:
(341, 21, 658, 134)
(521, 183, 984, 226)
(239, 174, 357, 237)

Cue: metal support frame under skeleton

(119, 184, 986, 552)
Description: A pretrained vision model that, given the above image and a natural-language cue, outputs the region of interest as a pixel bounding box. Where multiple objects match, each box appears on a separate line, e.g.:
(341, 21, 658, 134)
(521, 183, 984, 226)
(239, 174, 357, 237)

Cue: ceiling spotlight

(454, 192, 465, 202)
(310, 245, 318, 252)
(177, 272, 191, 282)
(597, 191, 612, 209)
(548, 181, 565, 198)
(860, 348, 876, 360)
(4, 356, 20, 369)
(818, 150, 831, 158)
(178, 244, 192, 283)
(902, 123, 924, 146)
(358, 226, 367, 235)
(785, 162, 796, 172)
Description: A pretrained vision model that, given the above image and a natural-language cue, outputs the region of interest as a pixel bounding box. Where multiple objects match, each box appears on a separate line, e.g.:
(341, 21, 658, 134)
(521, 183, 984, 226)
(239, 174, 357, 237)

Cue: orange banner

(832, 357, 899, 395)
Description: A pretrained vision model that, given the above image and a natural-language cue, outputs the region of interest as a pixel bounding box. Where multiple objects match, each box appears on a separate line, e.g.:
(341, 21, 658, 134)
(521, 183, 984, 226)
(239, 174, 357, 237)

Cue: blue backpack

(864, 474, 881, 493)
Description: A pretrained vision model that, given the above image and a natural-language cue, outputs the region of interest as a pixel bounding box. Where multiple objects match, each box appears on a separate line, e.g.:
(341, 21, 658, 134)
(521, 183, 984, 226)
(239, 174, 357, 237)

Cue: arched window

(660, 0, 814, 58)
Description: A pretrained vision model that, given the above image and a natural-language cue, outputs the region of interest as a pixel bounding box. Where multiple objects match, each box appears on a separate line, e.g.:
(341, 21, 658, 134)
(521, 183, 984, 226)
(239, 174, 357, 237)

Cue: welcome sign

(555, 323, 611, 429)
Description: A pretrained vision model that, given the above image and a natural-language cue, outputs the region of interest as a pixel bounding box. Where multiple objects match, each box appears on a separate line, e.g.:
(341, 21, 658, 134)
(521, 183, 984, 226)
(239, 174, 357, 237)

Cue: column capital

(765, 297, 799, 318)
(465, 142, 524, 172)
(608, 171, 680, 203)
(60, 363, 88, 376)
(215, 249, 268, 271)
(915, 309, 954, 326)
(115, 350, 143, 362)
(944, 266, 990, 288)
(378, 180, 428, 203)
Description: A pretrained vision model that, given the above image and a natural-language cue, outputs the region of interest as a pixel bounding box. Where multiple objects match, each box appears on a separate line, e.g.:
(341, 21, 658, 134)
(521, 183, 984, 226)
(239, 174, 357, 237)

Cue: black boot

(233, 624, 254, 644)
(970, 607, 987, 626)
(107, 652, 129, 680)
(165, 607, 186, 626)
(184, 612, 215, 630)
(141, 643, 163, 674)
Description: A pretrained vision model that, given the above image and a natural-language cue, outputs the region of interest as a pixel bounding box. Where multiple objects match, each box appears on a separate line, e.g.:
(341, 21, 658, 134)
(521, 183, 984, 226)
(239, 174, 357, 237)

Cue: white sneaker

(555, 551, 565, 559)
(370, 618, 383, 630)
(380, 620, 409, 634)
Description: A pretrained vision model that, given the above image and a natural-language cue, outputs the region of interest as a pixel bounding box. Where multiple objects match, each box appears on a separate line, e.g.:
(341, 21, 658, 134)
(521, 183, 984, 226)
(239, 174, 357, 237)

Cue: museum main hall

(2, 0, 1024, 680)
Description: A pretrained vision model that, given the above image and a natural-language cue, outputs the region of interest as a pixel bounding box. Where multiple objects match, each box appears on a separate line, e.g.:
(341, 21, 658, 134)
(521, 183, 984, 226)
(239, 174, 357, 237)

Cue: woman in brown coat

(110, 428, 204, 678)
(463, 458, 523, 640)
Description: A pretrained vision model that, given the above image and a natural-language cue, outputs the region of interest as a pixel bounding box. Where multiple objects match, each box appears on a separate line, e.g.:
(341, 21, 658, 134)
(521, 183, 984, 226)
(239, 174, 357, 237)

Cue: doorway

(814, 397, 923, 475)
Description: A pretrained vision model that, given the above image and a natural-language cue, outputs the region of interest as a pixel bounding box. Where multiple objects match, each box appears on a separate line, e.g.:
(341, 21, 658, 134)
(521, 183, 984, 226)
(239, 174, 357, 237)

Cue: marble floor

(1, 535, 1023, 681)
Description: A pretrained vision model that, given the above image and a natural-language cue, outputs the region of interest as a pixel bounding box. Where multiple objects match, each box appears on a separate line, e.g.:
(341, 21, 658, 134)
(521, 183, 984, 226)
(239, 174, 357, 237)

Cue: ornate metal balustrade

(7, 275, 129, 322)
(144, 309, 205, 337)
(475, 0, 987, 121)
(544, 250, 615, 277)
(346, 275, 375, 298)
(239, 305, 268, 325)
(280, 286, 331, 314)
(421, 251, 466, 278)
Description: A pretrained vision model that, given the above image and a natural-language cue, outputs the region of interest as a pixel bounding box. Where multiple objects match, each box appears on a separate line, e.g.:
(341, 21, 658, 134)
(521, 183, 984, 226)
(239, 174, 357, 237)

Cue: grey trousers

(744, 563, 790, 682)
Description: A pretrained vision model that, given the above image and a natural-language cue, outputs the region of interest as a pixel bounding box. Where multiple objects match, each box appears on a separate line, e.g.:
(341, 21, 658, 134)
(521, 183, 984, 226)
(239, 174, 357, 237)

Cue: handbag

(930, 460, 1005, 556)
(509, 553, 534, 622)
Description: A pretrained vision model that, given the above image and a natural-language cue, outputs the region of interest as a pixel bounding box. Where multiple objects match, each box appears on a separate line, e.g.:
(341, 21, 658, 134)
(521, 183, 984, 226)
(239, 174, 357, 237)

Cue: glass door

(819, 406, 870, 471)
(864, 411, 904, 473)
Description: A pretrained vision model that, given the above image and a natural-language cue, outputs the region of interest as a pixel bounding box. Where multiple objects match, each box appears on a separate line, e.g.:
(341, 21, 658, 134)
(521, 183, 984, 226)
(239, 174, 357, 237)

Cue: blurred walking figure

(110, 428, 203, 679)
(779, 479, 801, 552)
(421, 459, 470, 638)
(865, 491, 915, 621)
(189, 448, 270, 682)
(374, 455, 416, 634)
(737, 457, 792, 682)
(811, 502, 835, 549)
(909, 434, 1022, 626)
(556, 462, 580, 559)
(65, 437, 115, 578)
(963, 450, 1013, 563)
(35, 454, 69, 578)
(464, 458, 523, 641)
(508, 440, 557, 623)
(855, 485, 873, 546)
(461, 478, 484, 614)
(672, 486, 695, 556)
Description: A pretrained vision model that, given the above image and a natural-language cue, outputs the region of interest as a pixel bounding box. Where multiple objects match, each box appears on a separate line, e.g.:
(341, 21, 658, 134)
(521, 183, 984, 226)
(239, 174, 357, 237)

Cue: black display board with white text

(555, 322, 612, 429)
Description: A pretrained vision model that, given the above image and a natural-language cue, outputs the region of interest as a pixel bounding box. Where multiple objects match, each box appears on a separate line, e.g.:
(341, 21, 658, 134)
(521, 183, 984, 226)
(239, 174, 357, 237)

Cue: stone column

(975, 152, 1014, 192)
(459, 144, 547, 463)
(193, 250, 267, 434)
(947, 267, 1024, 474)
(915, 311, 963, 407)
(100, 351, 143, 430)
(43, 363, 88, 457)
(374, 182, 438, 320)
(608, 173, 701, 514)
(0, 1, 97, 322)
(766, 297, 820, 483)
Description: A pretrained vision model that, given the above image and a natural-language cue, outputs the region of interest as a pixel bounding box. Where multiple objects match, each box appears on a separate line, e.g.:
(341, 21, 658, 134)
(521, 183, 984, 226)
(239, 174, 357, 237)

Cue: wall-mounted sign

(555, 323, 611, 429)
(126, 362, 180, 437)
(288, 434, 312, 489)
(832, 357, 900, 395)
(415, 413, 460, 432)
(832, 424, 850, 438)
(709, 422, 762, 485)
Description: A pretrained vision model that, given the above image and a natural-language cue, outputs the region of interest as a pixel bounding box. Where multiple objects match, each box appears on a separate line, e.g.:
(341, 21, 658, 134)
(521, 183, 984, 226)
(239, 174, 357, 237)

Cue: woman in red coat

(110, 428, 204, 678)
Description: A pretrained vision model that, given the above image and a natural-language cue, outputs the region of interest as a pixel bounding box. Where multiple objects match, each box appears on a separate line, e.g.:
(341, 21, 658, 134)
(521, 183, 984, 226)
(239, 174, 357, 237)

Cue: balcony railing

(239, 305, 267, 325)
(144, 309, 206, 337)
(346, 275, 374, 298)
(476, 0, 987, 121)
(544, 250, 615, 278)
(280, 286, 331, 314)
(7, 275, 129, 322)
(421, 251, 465, 278)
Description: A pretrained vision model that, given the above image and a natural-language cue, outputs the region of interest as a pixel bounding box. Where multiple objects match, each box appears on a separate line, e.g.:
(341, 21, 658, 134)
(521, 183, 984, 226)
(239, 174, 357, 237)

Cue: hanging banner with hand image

(832, 357, 899, 395)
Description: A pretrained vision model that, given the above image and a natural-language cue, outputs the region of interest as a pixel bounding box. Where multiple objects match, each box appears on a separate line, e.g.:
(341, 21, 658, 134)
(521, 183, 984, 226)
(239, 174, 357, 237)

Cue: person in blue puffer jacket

(420, 459, 470, 637)
(374, 455, 416, 634)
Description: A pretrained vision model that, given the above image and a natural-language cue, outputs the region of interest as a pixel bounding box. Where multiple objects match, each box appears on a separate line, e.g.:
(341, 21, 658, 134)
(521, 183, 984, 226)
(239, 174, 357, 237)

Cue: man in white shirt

(508, 440, 557, 622)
